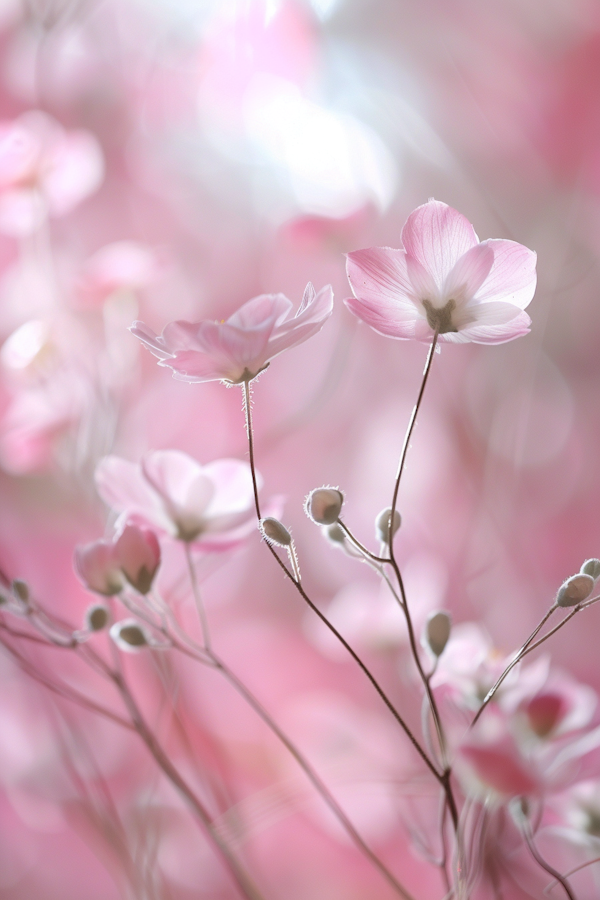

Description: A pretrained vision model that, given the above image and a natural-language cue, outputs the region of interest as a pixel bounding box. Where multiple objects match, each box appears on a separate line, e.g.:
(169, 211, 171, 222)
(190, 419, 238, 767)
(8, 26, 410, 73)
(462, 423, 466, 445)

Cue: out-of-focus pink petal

(401, 200, 479, 289)
(460, 744, 539, 797)
(203, 458, 260, 514)
(473, 239, 537, 309)
(74, 540, 123, 596)
(346, 247, 417, 308)
(42, 130, 104, 216)
(77, 242, 159, 306)
(141, 450, 209, 511)
(114, 524, 161, 594)
(162, 350, 229, 383)
(0, 189, 45, 236)
(95, 456, 167, 527)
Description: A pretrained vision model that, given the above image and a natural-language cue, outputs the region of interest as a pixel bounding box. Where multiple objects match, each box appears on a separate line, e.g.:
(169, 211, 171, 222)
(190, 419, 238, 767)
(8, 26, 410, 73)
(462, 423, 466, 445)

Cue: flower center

(422, 298, 458, 334)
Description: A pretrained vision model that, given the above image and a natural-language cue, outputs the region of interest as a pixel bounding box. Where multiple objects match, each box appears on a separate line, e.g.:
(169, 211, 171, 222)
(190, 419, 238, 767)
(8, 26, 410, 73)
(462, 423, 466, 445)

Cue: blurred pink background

(1, 0, 600, 897)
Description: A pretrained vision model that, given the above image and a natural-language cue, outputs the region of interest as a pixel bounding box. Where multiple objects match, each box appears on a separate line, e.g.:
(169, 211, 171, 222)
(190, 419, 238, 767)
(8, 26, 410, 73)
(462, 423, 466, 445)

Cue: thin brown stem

(520, 594, 600, 660)
(239, 380, 441, 783)
(184, 543, 212, 652)
(472, 604, 559, 726)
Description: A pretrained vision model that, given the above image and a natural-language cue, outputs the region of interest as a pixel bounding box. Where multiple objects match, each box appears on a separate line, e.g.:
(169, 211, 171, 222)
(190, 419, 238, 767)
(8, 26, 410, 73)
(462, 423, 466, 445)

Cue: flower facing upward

(130, 282, 333, 384)
(345, 200, 537, 344)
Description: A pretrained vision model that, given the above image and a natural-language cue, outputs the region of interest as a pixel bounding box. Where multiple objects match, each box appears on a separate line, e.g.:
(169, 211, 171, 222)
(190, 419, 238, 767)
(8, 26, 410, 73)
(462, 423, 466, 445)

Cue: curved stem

(522, 821, 577, 900)
(472, 604, 558, 727)
(240, 380, 441, 783)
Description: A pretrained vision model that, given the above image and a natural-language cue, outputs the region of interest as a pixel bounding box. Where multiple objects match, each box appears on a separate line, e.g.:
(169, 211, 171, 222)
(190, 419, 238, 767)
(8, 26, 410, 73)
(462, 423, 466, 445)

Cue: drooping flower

(129, 282, 333, 384)
(345, 199, 536, 344)
(74, 539, 124, 596)
(95, 449, 259, 547)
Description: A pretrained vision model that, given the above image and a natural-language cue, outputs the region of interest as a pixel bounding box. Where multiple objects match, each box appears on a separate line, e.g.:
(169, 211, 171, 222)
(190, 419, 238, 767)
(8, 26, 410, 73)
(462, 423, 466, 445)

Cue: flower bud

(556, 573, 595, 608)
(12, 579, 29, 604)
(75, 540, 123, 596)
(424, 610, 452, 657)
(323, 523, 345, 544)
(85, 603, 111, 632)
(114, 524, 161, 595)
(581, 559, 600, 581)
(110, 619, 149, 652)
(305, 488, 343, 525)
(260, 517, 292, 547)
(375, 508, 402, 543)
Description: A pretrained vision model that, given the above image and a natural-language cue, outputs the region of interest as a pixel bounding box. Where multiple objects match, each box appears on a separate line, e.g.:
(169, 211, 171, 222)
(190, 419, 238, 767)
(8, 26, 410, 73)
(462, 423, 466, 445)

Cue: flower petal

(443, 242, 495, 305)
(473, 239, 537, 310)
(266, 285, 334, 360)
(227, 293, 292, 330)
(457, 305, 532, 345)
(346, 247, 417, 309)
(142, 450, 205, 511)
(95, 456, 168, 529)
(344, 295, 421, 340)
(401, 200, 479, 290)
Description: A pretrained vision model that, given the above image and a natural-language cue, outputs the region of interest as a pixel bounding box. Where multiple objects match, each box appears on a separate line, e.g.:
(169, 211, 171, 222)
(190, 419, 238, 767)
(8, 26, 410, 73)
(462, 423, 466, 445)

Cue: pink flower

(75, 241, 161, 307)
(0, 111, 104, 236)
(95, 449, 259, 547)
(345, 199, 536, 344)
(129, 282, 333, 384)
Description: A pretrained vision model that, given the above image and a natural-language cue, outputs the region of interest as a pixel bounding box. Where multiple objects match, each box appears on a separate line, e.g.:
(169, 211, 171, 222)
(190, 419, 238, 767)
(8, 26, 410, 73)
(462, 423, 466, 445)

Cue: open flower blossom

(129, 282, 333, 384)
(345, 199, 537, 344)
(0, 111, 104, 236)
(95, 449, 260, 548)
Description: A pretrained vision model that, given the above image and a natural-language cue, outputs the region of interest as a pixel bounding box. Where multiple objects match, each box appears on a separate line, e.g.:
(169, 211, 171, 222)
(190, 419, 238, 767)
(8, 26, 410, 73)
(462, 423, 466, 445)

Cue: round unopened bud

(110, 619, 149, 652)
(375, 508, 402, 543)
(260, 517, 292, 547)
(556, 573, 595, 608)
(424, 611, 452, 657)
(323, 523, 346, 545)
(581, 559, 600, 581)
(85, 603, 110, 632)
(12, 579, 29, 603)
(305, 488, 344, 525)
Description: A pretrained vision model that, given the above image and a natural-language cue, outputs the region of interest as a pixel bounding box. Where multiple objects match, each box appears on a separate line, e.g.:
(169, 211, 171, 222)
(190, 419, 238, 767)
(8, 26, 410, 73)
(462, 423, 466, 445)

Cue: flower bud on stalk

(556, 573, 595, 608)
(424, 610, 452, 657)
(260, 517, 292, 547)
(304, 488, 344, 525)
(581, 558, 600, 581)
(110, 619, 149, 652)
(85, 603, 111, 632)
(375, 508, 401, 543)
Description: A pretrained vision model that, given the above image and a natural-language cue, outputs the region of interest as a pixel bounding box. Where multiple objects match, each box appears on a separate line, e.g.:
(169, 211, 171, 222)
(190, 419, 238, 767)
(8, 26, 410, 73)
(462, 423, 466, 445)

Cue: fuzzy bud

(581, 559, 600, 581)
(375, 508, 402, 543)
(260, 517, 292, 547)
(323, 523, 346, 544)
(424, 610, 452, 657)
(12, 579, 29, 603)
(556, 573, 595, 608)
(85, 603, 111, 632)
(305, 488, 343, 525)
(114, 524, 161, 595)
(110, 619, 149, 652)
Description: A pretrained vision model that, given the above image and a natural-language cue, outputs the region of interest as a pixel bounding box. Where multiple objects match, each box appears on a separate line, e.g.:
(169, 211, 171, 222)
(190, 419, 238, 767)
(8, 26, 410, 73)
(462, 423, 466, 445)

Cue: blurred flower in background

(0, 0, 600, 898)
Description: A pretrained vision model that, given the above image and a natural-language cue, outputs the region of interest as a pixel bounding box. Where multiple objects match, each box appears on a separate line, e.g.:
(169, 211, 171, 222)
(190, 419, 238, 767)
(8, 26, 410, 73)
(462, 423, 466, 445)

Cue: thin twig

(522, 821, 577, 900)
